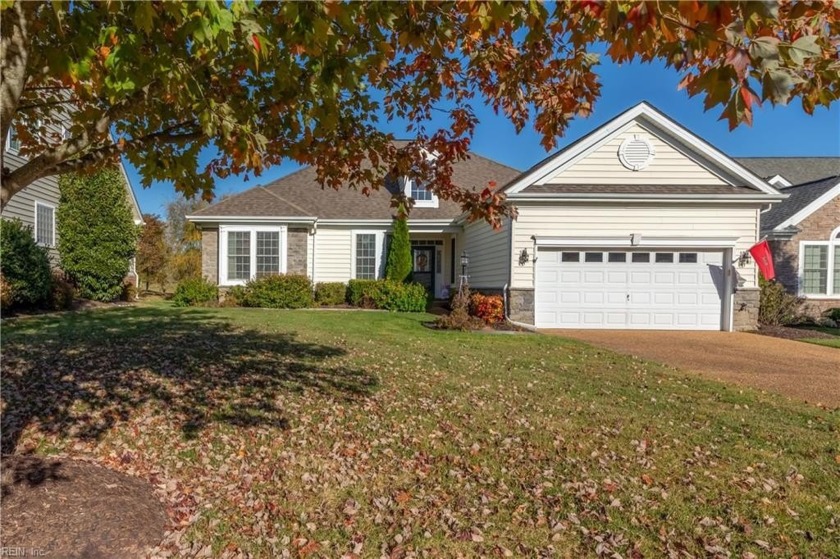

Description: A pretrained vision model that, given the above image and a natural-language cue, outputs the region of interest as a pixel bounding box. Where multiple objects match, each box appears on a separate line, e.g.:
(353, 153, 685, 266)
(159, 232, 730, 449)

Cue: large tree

(136, 213, 169, 292)
(2, 1, 838, 225)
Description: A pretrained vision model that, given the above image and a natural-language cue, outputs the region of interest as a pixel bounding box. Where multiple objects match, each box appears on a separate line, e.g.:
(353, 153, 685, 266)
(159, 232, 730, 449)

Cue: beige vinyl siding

(462, 217, 510, 288)
(312, 227, 355, 283)
(511, 204, 760, 289)
(537, 123, 727, 186)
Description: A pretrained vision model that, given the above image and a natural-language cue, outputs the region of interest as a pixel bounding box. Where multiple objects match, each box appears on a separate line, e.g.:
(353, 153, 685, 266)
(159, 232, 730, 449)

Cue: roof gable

(504, 102, 783, 198)
(762, 175, 840, 234)
(736, 157, 840, 186)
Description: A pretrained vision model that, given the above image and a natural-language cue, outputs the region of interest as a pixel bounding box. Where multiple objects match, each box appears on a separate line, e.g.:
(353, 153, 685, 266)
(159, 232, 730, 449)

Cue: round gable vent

(618, 135, 656, 171)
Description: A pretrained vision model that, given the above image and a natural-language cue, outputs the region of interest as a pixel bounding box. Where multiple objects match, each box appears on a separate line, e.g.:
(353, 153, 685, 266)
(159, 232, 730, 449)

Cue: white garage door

(535, 248, 725, 330)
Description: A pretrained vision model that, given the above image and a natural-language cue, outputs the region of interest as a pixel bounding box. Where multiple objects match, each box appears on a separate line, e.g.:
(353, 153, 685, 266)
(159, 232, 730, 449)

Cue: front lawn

(2, 303, 838, 557)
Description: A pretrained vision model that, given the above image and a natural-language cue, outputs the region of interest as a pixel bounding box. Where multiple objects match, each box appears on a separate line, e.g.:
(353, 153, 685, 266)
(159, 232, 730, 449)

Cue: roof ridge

(257, 185, 314, 215)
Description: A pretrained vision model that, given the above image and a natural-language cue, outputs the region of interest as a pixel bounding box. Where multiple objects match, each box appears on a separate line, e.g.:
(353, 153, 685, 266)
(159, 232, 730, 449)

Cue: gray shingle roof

(735, 157, 840, 186)
(760, 175, 840, 234)
(192, 153, 521, 220)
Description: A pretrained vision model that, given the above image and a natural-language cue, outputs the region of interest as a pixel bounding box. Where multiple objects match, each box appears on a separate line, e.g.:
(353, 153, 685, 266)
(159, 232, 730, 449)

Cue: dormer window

(406, 179, 438, 208)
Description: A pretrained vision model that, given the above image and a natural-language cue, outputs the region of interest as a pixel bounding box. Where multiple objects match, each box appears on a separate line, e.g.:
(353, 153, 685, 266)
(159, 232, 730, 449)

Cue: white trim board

(532, 235, 739, 249)
(503, 101, 782, 197)
(773, 180, 840, 232)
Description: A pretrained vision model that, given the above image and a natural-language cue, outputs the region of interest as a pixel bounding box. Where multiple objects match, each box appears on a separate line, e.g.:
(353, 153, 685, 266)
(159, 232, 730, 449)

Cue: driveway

(546, 330, 840, 408)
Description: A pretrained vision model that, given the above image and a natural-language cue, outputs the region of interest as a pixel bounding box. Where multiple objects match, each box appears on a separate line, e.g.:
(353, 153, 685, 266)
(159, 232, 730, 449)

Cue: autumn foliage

(469, 293, 505, 325)
(2, 1, 838, 225)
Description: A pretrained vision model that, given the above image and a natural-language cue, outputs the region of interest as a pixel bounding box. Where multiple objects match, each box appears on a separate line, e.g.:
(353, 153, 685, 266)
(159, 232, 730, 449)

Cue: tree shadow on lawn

(1, 306, 378, 455)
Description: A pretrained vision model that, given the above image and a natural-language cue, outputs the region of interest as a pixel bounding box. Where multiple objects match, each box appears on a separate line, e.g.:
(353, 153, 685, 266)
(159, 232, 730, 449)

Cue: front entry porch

(407, 234, 457, 299)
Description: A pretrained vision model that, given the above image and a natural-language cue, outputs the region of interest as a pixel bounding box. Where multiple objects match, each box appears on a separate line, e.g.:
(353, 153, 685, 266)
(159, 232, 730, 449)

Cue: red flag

(749, 240, 776, 281)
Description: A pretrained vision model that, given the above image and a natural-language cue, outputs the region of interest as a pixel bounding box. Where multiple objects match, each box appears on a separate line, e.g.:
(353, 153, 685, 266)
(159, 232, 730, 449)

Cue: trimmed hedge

(241, 274, 314, 309)
(172, 277, 218, 307)
(0, 219, 53, 309)
(315, 282, 347, 306)
(347, 279, 428, 312)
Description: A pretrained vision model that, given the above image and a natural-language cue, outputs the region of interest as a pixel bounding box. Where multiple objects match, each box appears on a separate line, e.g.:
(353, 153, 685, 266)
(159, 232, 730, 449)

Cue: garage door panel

(535, 248, 724, 330)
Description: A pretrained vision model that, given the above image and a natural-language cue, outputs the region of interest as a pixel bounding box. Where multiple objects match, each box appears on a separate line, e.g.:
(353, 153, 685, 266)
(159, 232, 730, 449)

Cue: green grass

(796, 326, 840, 348)
(3, 302, 838, 557)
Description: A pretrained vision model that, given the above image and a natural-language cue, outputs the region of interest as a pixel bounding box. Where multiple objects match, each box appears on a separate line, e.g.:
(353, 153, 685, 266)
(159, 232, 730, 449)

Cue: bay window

(220, 226, 286, 285)
(800, 227, 840, 297)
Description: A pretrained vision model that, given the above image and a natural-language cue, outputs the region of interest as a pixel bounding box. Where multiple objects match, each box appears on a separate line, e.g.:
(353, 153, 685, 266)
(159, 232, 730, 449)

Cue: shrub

(347, 279, 427, 312)
(58, 168, 139, 301)
(121, 280, 137, 302)
(0, 219, 53, 309)
(758, 275, 802, 326)
(347, 279, 383, 307)
(470, 293, 505, 324)
(0, 274, 12, 312)
(315, 282, 347, 306)
(385, 215, 412, 282)
(169, 249, 201, 283)
(823, 308, 840, 323)
(51, 272, 77, 311)
(436, 285, 483, 330)
(172, 277, 218, 307)
(240, 274, 314, 309)
(221, 285, 247, 307)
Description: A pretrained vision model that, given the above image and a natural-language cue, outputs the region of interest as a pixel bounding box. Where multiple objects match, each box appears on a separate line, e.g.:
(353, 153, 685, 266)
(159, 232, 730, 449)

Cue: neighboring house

(1, 122, 143, 283)
(752, 166, 840, 315)
(189, 102, 788, 331)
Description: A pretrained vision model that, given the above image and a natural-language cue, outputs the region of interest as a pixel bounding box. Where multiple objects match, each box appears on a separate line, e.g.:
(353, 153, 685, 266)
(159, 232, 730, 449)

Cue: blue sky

(125, 56, 840, 215)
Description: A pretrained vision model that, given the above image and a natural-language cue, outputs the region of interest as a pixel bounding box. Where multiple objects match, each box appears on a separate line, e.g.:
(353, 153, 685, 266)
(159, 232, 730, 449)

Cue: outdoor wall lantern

(519, 248, 530, 266)
(737, 251, 752, 267)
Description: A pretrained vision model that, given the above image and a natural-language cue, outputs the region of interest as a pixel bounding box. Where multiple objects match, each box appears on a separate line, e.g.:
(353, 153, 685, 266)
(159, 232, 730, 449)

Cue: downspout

(310, 221, 317, 284)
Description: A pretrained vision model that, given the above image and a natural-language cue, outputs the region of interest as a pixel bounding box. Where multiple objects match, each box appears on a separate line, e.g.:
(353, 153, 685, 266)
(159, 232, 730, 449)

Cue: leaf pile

(2, 303, 838, 558)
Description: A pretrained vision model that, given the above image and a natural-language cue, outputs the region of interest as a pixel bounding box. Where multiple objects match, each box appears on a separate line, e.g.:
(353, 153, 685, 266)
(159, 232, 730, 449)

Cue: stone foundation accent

(287, 228, 308, 275)
(801, 298, 840, 318)
(508, 288, 535, 325)
(200, 228, 218, 284)
(733, 288, 760, 331)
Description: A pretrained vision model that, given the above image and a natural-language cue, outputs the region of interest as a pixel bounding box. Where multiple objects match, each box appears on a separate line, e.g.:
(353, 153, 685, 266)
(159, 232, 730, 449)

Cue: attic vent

(618, 135, 656, 171)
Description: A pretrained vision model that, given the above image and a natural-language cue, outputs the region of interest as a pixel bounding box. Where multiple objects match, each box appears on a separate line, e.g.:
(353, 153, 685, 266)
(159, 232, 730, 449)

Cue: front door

(412, 246, 435, 295)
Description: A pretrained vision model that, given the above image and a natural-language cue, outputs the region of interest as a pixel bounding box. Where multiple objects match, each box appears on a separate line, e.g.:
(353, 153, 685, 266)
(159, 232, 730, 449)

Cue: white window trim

(404, 177, 439, 209)
(218, 225, 287, 286)
(798, 230, 840, 298)
(33, 200, 56, 248)
(350, 230, 385, 280)
(5, 127, 20, 155)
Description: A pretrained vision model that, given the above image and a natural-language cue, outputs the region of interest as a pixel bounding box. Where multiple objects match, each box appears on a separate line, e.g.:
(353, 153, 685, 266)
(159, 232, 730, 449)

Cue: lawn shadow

(1, 306, 378, 455)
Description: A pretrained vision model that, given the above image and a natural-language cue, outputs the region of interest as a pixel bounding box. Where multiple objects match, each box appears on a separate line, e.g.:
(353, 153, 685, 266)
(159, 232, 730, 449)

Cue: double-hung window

(34, 202, 55, 247)
(800, 227, 840, 297)
(405, 179, 438, 208)
(353, 232, 382, 280)
(220, 226, 286, 285)
(6, 125, 21, 154)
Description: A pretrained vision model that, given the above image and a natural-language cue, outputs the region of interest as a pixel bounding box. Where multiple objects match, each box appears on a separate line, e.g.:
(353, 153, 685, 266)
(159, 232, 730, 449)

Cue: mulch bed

(1, 454, 167, 559)
(754, 324, 839, 341)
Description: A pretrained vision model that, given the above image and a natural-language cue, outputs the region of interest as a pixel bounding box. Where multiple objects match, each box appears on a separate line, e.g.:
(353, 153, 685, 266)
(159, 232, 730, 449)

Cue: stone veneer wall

(768, 196, 840, 317)
(200, 228, 218, 284)
(508, 288, 534, 324)
(287, 227, 308, 275)
(733, 288, 760, 331)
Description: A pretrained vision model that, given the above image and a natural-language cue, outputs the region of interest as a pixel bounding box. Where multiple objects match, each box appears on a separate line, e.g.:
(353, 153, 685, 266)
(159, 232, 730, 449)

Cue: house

(1, 122, 144, 283)
(746, 159, 840, 315)
(189, 102, 791, 331)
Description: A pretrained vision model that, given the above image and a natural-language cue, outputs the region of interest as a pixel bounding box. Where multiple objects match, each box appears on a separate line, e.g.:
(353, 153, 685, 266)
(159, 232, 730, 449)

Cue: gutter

(507, 193, 788, 203)
(186, 215, 318, 224)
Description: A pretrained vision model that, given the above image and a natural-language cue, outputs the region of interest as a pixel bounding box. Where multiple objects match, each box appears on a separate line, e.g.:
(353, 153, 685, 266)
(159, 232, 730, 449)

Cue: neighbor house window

(405, 179, 438, 208)
(6, 125, 21, 154)
(800, 227, 840, 297)
(355, 233, 377, 279)
(220, 226, 286, 285)
(34, 202, 55, 247)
